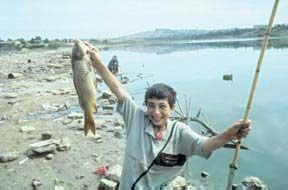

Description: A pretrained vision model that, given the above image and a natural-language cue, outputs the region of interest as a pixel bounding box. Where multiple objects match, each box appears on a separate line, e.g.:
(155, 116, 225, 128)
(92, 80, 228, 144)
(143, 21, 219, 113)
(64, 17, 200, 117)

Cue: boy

(86, 44, 250, 189)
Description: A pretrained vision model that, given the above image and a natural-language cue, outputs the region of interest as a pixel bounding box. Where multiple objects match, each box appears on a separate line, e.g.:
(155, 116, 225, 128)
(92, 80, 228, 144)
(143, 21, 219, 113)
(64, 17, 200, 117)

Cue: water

(101, 45, 288, 190)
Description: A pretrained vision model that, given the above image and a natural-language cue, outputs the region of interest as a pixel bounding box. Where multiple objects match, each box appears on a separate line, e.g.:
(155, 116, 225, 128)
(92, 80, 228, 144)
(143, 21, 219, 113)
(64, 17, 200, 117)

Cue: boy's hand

(84, 42, 101, 64)
(225, 119, 251, 140)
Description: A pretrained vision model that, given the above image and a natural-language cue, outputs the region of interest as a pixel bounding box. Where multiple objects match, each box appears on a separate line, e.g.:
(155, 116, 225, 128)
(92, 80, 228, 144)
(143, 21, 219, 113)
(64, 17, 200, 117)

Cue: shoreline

(0, 47, 126, 189)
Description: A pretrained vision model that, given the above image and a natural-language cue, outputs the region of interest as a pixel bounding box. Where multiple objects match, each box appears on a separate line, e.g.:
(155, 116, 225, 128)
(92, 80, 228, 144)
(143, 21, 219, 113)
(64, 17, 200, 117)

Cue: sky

(1, 0, 287, 40)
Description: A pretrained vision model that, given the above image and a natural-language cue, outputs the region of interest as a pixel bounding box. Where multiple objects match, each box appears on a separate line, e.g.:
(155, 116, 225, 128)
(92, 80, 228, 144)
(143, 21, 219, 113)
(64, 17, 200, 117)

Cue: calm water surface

(101, 46, 288, 190)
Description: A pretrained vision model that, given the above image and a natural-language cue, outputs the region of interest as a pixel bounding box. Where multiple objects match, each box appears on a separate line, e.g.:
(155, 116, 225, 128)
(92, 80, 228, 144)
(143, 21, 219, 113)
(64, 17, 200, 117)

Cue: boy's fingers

(84, 41, 92, 47)
(84, 41, 99, 52)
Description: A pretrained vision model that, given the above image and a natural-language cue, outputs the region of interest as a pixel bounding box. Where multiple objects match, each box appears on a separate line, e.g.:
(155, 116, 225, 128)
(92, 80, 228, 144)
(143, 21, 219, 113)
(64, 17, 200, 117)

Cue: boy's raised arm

(86, 43, 126, 105)
(202, 119, 251, 153)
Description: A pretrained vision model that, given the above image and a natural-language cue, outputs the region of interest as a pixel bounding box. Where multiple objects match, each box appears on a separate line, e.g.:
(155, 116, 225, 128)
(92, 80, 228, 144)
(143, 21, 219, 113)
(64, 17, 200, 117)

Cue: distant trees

(29, 36, 42, 44)
(43, 38, 50, 43)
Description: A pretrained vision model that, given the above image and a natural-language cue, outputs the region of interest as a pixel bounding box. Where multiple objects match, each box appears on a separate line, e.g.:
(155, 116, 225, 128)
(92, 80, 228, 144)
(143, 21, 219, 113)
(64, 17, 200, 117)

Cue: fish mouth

(72, 40, 86, 59)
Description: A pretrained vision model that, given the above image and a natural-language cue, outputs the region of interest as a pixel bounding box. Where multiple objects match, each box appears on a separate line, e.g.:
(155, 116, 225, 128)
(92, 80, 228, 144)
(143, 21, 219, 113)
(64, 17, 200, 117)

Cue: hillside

(116, 24, 288, 41)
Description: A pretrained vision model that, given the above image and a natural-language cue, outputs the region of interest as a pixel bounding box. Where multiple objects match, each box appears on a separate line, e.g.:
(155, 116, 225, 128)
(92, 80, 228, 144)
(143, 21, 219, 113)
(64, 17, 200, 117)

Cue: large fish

(71, 40, 97, 136)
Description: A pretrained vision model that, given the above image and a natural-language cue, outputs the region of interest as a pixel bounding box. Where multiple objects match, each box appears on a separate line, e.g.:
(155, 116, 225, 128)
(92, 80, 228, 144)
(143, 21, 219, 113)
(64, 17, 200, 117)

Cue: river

(101, 43, 288, 190)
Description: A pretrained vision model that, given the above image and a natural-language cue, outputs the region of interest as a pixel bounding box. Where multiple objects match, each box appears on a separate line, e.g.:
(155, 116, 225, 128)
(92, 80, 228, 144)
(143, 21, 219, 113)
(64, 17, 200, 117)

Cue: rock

(102, 90, 113, 99)
(95, 119, 107, 128)
(96, 76, 103, 83)
(19, 126, 36, 133)
(0, 152, 19, 163)
(75, 175, 84, 180)
(44, 76, 59, 82)
(8, 72, 23, 79)
(185, 182, 198, 190)
(61, 118, 73, 125)
(4, 93, 18, 99)
(54, 185, 65, 190)
(57, 138, 71, 151)
(51, 90, 70, 96)
(46, 153, 54, 160)
(95, 139, 103, 143)
(47, 63, 64, 69)
(242, 176, 266, 187)
(223, 74, 233, 81)
(64, 101, 71, 109)
(108, 96, 118, 104)
(102, 111, 113, 115)
(67, 119, 82, 129)
(67, 112, 83, 120)
(62, 53, 71, 59)
(18, 157, 29, 165)
(98, 99, 110, 106)
(31, 144, 57, 154)
(106, 164, 122, 182)
(94, 155, 103, 163)
(113, 126, 123, 132)
(86, 133, 102, 140)
(201, 171, 209, 178)
(106, 128, 114, 132)
(29, 139, 59, 155)
(102, 105, 114, 110)
(30, 139, 60, 148)
(114, 120, 124, 127)
(0, 116, 7, 121)
(42, 103, 58, 111)
(31, 179, 42, 188)
(114, 131, 124, 139)
(54, 179, 65, 187)
(92, 153, 100, 159)
(98, 178, 118, 189)
(41, 132, 52, 140)
(171, 176, 186, 188)
(7, 100, 21, 105)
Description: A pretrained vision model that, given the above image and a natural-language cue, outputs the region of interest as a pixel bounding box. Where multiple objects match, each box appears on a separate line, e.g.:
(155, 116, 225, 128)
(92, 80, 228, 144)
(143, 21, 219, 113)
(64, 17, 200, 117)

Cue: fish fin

(84, 109, 96, 136)
(93, 101, 98, 113)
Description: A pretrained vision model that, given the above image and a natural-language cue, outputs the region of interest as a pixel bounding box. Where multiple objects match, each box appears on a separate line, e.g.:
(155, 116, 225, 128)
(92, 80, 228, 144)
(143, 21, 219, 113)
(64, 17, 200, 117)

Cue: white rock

(98, 178, 118, 189)
(67, 112, 83, 120)
(20, 126, 36, 133)
(171, 176, 186, 187)
(57, 138, 71, 151)
(106, 164, 122, 182)
(0, 152, 19, 163)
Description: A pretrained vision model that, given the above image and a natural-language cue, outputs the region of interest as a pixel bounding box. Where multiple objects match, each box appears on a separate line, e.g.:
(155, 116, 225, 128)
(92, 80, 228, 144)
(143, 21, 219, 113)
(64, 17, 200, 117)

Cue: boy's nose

(153, 107, 161, 114)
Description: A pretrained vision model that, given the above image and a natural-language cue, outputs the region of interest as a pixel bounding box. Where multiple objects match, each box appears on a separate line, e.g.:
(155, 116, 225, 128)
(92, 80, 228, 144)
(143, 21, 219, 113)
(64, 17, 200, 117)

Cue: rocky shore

(0, 48, 125, 190)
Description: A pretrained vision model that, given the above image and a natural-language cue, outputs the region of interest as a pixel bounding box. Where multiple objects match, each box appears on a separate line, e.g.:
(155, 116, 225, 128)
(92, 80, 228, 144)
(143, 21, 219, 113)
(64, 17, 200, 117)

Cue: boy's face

(146, 98, 175, 128)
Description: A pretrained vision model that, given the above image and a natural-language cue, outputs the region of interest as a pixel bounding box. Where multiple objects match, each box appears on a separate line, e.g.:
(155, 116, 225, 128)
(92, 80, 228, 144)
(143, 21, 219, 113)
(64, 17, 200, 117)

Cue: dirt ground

(0, 48, 125, 190)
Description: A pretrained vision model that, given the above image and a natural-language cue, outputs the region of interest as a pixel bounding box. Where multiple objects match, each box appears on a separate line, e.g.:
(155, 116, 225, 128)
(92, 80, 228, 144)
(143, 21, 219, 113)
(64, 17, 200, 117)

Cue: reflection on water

(101, 44, 288, 190)
(103, 38, 288, 55)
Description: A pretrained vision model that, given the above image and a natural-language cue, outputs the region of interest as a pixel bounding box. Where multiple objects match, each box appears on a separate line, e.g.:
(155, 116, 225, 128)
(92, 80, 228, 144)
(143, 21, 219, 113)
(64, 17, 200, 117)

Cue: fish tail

(84, 109, 96, 136)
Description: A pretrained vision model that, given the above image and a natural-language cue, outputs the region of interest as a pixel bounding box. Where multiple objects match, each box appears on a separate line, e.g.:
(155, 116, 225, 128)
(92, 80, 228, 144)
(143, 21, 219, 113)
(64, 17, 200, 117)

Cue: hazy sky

(1, 0, 287, 40)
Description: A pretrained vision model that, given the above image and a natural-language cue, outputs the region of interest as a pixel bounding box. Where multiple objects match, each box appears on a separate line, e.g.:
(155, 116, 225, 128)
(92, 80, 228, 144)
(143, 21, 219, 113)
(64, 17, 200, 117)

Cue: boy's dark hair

(144, 83, 177, 108)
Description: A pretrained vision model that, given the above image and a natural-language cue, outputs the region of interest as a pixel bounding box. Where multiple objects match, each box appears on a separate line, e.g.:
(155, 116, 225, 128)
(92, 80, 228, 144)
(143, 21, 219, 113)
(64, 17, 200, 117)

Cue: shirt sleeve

(179, 124, 212, 159)
(116, 93, 142, 135)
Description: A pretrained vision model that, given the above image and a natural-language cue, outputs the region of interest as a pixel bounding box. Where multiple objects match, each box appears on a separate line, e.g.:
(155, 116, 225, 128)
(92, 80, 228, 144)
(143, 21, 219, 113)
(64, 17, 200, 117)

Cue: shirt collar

(145, 119, 173, 141)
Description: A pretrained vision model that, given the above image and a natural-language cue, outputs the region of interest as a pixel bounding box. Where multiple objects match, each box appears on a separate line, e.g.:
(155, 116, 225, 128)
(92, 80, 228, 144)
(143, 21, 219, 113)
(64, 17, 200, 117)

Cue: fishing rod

(226, 0, 280, 189)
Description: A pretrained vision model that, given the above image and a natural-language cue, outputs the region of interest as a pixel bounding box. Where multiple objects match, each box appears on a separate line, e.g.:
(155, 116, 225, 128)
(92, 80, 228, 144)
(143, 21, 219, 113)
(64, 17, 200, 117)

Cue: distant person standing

(108, 55, 119, 75)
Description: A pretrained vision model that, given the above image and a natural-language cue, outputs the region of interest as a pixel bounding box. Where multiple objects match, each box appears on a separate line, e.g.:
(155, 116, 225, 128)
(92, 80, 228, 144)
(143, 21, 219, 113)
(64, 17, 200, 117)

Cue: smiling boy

(86, 43, 251, 190)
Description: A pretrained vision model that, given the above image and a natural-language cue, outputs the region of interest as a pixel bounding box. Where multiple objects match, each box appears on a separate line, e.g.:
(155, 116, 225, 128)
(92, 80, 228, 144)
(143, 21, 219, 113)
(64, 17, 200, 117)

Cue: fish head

(72, 40, 89, 60)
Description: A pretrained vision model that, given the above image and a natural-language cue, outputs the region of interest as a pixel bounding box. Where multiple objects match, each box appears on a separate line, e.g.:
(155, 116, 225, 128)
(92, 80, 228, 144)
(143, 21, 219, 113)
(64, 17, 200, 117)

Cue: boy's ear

(171, 104, 176, 111)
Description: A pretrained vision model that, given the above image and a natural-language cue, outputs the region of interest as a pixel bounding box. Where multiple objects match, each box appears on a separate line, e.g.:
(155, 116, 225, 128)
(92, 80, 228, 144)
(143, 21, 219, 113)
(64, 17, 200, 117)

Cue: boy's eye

(159, 104, 167, 109)
(147, 103, 168, 110)
(147, 104, 155, 109)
